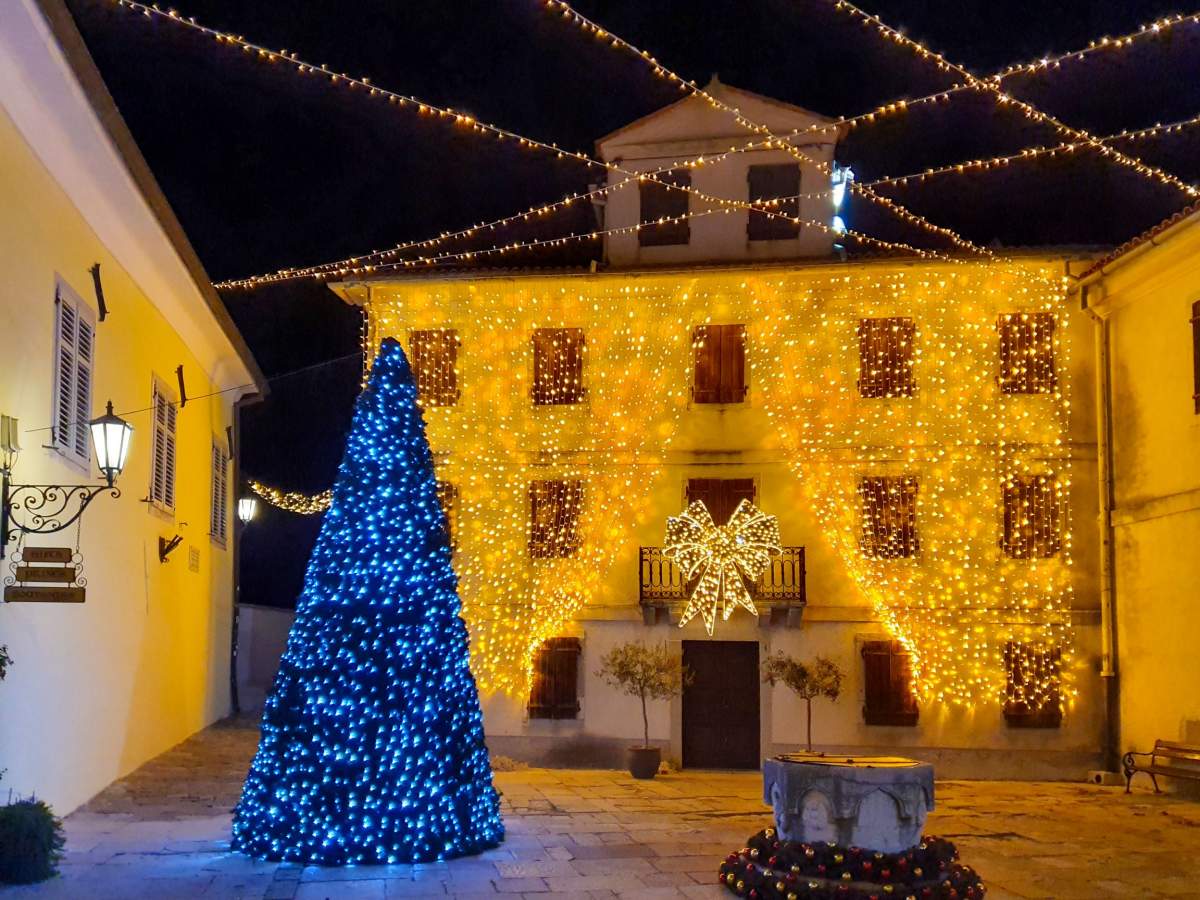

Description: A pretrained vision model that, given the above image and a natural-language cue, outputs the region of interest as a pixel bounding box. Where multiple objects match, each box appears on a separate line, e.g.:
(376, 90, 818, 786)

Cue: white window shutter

(73, 318, 94, 459)
(150, 379, 177, 513)
(210, 440, 228, 543)
(52, 289, 95, 467)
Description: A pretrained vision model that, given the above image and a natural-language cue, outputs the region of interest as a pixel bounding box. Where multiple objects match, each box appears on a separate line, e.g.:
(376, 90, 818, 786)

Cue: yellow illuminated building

(332, 256, 1104, 778)
(321, 86, 1110, 778)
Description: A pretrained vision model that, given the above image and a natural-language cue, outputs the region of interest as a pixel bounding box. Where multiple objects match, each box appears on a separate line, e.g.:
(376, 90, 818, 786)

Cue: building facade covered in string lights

(327, 88, 1110, 779)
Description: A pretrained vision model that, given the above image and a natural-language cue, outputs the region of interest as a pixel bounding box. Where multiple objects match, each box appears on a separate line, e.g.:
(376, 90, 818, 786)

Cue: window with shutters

(639, 169, 691, 246)
(692, 324, 747, 404)
(1001, 473, 1061, 559)
(747, 164, 801, 241)
(859, 475, 919, 559)
(528, 637, 582, 719)
(1003, 642, 1062, 728)
(1192, 300, 1199, 414)
(858, 318, 916, 398)
(531, 328, 585, 405)
(51, 280, 96, 469)
(861, 640, 919, 726)
(529, 479, 584, 558)
(685, 478, 756, 526)
(149, 377, 178, 514)
(209, 438, 229, 546)
(436, 480, 458, 551)
(997, 313, 1057, 394)
(410, 329, 460, 407)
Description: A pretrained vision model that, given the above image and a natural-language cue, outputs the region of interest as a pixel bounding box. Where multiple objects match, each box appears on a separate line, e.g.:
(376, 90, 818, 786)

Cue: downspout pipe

(1080, 281, 1120, 772)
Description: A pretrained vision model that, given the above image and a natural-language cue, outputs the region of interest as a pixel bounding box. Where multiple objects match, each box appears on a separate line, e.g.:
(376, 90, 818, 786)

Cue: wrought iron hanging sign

(5, 546, 85, 603)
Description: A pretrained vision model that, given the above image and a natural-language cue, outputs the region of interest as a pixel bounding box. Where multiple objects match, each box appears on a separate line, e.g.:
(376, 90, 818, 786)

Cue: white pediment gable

(597, 81, 837, 159)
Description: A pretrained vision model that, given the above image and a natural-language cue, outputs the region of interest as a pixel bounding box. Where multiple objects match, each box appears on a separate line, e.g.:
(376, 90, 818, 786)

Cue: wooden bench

(1122, 740, 1200, 793)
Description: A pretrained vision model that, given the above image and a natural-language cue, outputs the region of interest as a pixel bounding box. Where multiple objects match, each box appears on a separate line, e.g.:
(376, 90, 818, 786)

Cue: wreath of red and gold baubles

(718, 828, 986, 900)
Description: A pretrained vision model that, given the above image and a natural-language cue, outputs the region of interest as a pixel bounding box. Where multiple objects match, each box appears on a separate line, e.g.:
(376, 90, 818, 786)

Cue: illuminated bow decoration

(663, 499, 782, 635)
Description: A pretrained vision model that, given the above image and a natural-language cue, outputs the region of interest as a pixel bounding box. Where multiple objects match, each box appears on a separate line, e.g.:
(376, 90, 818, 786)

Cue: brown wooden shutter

(859, 476, 919, 558)
(528, 637, 582, 719)
(720, 324, 746, 403)
(998, 313, 1057, 394)
(692, 324, 746, 404)
(410, 329, 459, 407)
(1003, 642, 1063, 728)
(1192, 300, 1200, 414)
(748, 164, 801, 241)
(1002, 474, 1061, 559)
(529, 479, 584, 558)
(858, 318, 916, 398)
(686, 478, 756, 526)
(639, 169, 691, 246)
(862, 641, 918, 726)
(532, 328, 585, 405)
(436, 480, 458, 550)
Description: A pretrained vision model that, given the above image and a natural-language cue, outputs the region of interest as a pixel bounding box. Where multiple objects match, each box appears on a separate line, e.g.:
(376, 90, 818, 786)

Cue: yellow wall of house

(0, 106, 238, 813)
(353, 255, 1104, 774)
(1090, 218, 1200, 756)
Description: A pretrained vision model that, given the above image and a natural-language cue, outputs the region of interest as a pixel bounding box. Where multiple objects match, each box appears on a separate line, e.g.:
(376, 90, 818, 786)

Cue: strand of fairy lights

(204, 4, 1198, 289)
(216, 140, 865, 289)
(111, 0, 937, 291)
(827, 0, 1199, 198)
(542, 0, 994, 257)
(866, 111, 1200, 189)
(217, 104, 1200, 290)
(834, 11, 1200, 139)
(248, 479, 332, 515)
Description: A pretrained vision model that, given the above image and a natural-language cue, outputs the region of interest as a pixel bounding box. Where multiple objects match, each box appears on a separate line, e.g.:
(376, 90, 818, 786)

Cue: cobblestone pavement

(6, 718, 1200, 899)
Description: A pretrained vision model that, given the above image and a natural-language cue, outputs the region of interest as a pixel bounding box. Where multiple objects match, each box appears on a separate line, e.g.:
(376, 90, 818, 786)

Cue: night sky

(64, 0, 1200, 607)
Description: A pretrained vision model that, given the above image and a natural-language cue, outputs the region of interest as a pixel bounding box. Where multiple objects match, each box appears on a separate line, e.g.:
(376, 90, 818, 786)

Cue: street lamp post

(229, 494, 258, 714)
(0, 402, 133, 558)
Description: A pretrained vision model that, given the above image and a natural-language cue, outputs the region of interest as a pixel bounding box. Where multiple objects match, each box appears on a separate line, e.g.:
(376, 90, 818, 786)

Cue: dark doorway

(682, 640, 761, 769)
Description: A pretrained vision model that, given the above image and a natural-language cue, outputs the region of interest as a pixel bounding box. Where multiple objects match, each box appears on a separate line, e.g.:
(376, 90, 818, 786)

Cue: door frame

(670, 637, 772, 769)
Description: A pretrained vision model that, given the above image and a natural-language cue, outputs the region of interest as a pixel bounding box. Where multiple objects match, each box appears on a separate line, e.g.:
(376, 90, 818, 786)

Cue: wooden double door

(681, 640, 761, 770)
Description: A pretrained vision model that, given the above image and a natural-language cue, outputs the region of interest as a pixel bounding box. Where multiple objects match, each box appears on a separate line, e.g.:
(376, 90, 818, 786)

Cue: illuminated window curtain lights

(751, 263, 1076, 711)
(365, 279, 695, 697)
(361, 263, 1077, 713)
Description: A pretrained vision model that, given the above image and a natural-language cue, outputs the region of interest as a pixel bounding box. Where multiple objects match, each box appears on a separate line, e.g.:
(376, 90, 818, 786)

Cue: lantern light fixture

(1, 400, 130, 558)
(237, 497, 259, 525)
(89, 401, 134, 488)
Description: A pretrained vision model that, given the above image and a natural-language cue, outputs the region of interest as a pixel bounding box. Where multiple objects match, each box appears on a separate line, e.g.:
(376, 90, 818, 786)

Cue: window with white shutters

(149, 377, 178, 513)
(210, 438, 229, 545)
(51, 281, 96, 468)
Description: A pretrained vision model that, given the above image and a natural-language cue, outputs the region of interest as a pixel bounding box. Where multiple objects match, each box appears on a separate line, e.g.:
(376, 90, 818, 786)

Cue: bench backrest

(1152, 740, 1200, 770)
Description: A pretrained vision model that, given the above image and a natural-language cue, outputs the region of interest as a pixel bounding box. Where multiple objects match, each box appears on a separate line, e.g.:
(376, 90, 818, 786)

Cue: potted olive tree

(597, 642, 692, 779)
(762, 652, 844, 752)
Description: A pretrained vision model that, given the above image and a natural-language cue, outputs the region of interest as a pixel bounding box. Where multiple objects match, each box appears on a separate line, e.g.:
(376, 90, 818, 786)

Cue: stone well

(762, 753, 935, 854)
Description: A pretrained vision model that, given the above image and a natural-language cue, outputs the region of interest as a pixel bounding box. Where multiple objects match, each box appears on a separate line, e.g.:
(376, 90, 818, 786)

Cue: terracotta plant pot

(628, 746, 661, 780)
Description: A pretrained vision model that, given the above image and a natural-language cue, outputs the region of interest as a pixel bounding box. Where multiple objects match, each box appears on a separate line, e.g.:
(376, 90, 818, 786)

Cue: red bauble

(881, 869, 892, 880)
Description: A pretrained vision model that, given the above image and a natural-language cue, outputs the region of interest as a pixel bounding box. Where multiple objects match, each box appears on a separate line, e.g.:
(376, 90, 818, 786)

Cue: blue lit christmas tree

(232, 338, 504, 865)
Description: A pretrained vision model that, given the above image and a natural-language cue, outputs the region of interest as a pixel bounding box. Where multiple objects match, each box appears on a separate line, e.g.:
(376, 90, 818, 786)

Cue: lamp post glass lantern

(89, 401, 134, 487)
(237, 497, 258, 524)
(0, 401, 131, 557)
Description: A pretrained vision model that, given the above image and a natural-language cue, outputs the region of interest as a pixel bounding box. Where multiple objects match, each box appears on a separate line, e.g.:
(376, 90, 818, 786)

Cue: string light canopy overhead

(99, 0, 1200, 291)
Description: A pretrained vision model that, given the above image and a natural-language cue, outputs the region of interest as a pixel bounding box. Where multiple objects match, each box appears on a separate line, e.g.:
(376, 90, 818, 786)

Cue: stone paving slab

(4, 719, 1199, 898)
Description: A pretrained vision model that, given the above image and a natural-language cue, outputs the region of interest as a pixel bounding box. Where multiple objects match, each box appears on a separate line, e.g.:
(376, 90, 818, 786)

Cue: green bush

(0, 799, 65, 884)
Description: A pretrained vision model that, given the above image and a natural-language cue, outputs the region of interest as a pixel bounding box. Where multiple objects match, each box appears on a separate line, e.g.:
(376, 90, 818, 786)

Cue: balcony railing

(639, 545, 806, 626)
